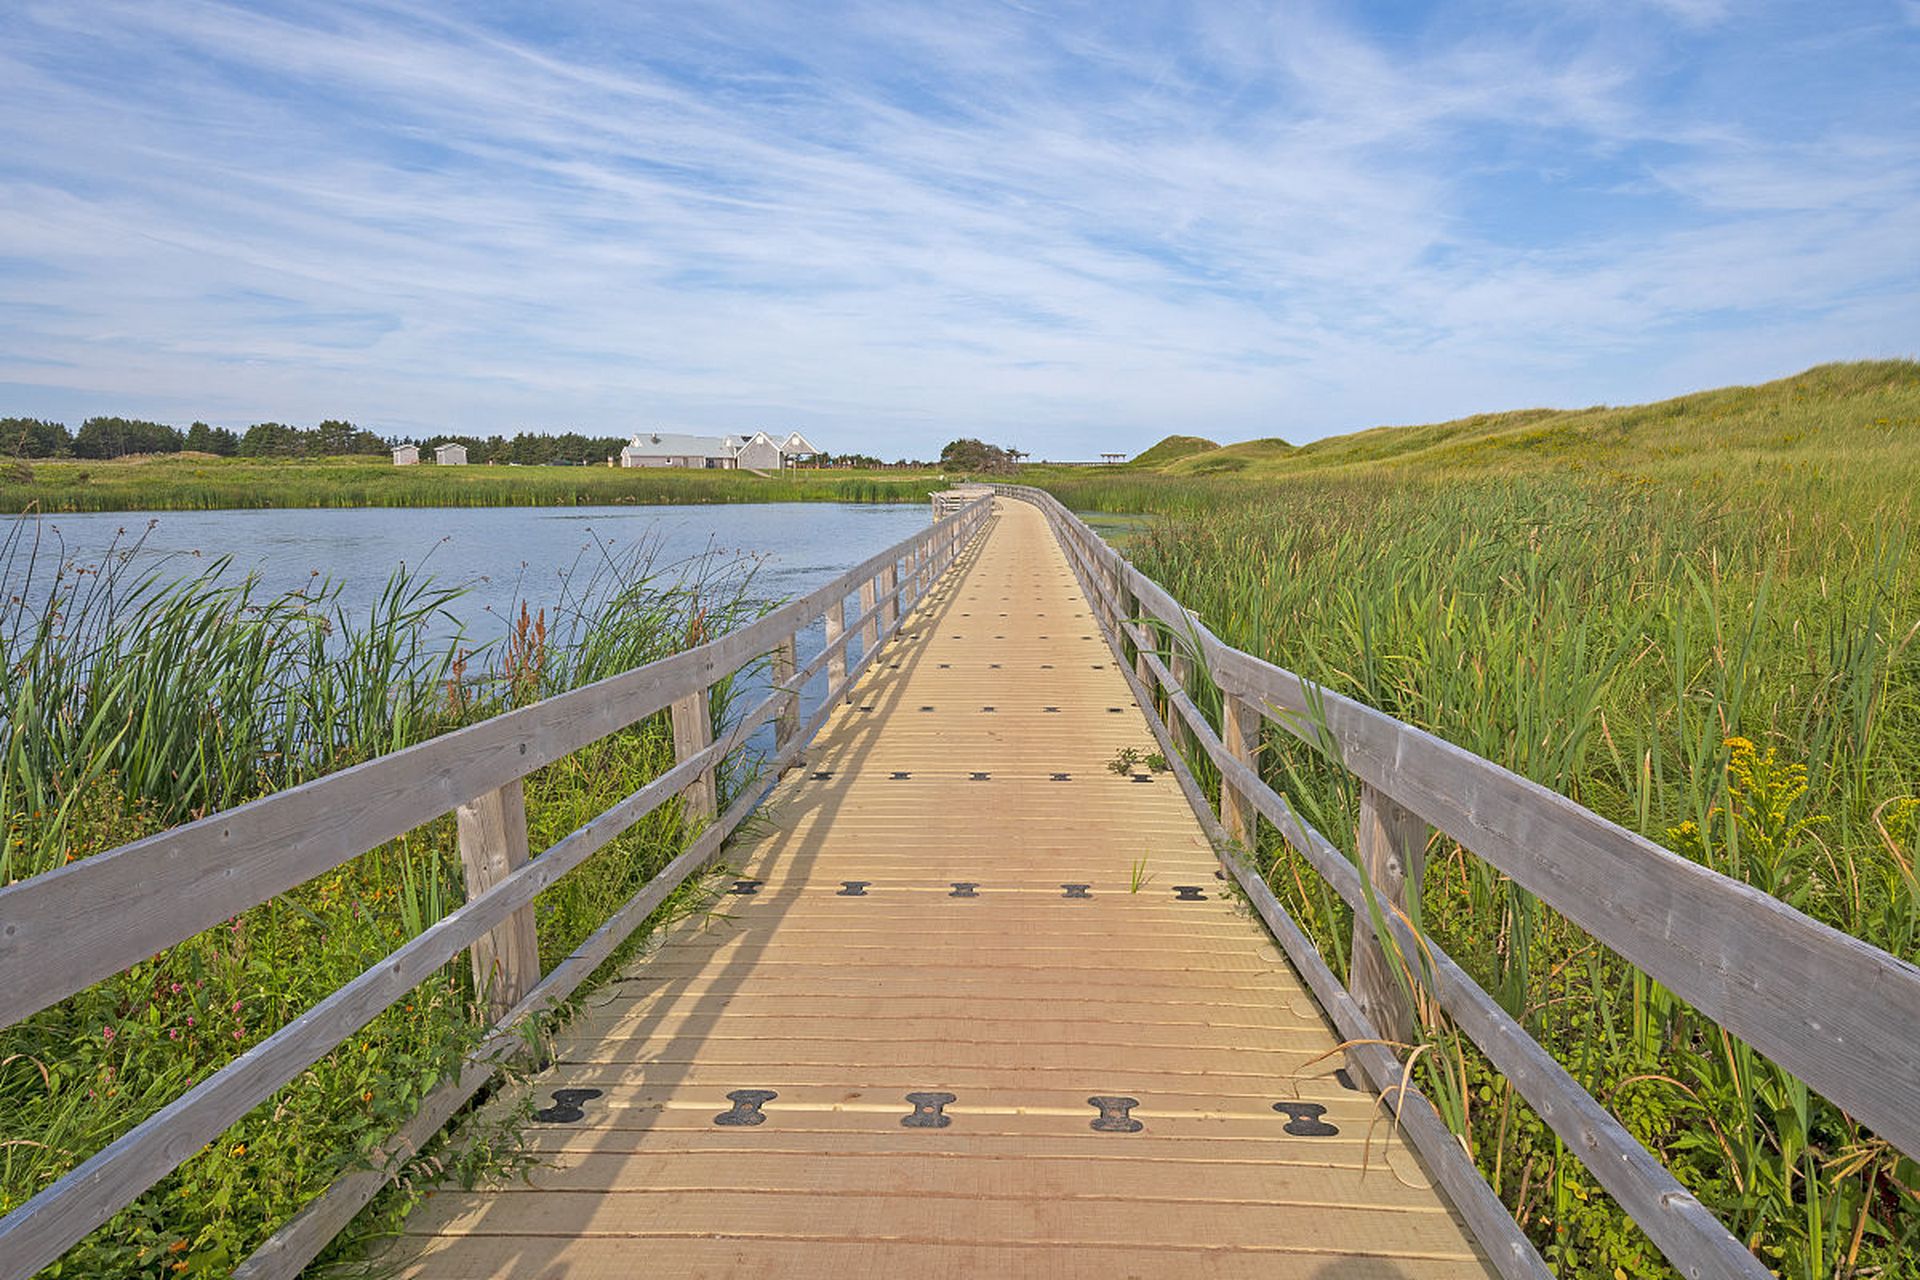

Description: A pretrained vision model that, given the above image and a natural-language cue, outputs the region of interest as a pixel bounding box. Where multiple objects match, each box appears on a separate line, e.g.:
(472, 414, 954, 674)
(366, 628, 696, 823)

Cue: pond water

(1074, 510, 1152, 550)
(1, 503, 930, 636)
(0, 502, 935, 742)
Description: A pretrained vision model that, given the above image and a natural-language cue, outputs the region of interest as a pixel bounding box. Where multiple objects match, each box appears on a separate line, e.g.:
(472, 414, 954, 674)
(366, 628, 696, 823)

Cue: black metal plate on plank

(1172, 885, 1207, 901)
(1061, 884, 1092, 899)
(1273, 1102, 1339, 1136)
(715, 1089, 778, 1126)
(1088, 1096, 1143, 1133)
(533, 1088, 603, 1124)
(729, 879, 764, 895)
(902, 1091, 956, 1129)
(950, 882, 979, 898)
(838, 881, 870, 896)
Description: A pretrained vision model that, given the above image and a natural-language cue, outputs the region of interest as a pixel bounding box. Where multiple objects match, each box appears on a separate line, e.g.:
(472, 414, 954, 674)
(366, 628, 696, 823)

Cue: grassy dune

(1124, 433, 1218, 467)
(0, 455, 947, 513)
(1039, 359, 1920, 494)
(1029, 360, 1920, 1277)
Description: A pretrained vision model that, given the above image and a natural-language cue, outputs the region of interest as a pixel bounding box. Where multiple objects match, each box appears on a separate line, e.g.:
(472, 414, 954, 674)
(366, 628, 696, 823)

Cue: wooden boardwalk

(393, 498, 1493, 1278)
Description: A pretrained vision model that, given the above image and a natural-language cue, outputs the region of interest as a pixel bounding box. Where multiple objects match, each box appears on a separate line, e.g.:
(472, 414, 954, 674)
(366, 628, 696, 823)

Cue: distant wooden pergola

(1100, 452, 1126, 465)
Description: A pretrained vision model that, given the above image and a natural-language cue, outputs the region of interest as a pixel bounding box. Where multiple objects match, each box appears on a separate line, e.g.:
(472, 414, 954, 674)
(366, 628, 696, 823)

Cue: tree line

(0, 415, 960, 468)
(414, 433, 634, 466)
(0, 419, 629, 464)
(0, 416, 391, 459)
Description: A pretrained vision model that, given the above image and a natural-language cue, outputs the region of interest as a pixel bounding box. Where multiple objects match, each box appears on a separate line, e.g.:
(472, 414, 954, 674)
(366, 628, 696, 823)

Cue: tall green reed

(1065, 467, 1920, 1276)
(0, 518, 764, 1276)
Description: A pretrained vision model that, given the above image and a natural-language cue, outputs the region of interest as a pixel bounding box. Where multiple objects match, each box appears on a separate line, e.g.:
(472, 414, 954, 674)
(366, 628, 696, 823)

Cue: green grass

(1027, 360, 1920, 1277)
(1124, 434, 1218, 468)
(0, 523, 766, 1276)
(0, 455, 950, 513)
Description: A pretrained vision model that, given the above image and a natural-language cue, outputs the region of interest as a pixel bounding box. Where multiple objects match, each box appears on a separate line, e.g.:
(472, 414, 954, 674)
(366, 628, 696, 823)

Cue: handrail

(996, 482, 1920, 1280)
(0, 495, 993, 1280)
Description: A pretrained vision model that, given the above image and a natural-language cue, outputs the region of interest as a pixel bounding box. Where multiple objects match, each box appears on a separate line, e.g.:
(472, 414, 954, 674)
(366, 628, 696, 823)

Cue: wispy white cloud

(1637, 0, 1734, 29)
(0, 0, 1914, 456)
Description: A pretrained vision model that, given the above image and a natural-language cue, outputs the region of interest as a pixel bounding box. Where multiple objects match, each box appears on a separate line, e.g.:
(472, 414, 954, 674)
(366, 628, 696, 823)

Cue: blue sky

(1, 1, 1916, 459)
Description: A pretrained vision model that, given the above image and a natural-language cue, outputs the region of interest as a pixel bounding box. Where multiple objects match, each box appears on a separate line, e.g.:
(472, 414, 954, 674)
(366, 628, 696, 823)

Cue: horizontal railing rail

(0, 495, 993, 1280)
(996, 483, 1920, 1280)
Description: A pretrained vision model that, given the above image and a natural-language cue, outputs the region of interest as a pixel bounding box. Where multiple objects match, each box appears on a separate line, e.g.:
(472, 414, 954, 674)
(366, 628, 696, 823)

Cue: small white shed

(433, 442, 469, 466)
(391, 443, 420, 466)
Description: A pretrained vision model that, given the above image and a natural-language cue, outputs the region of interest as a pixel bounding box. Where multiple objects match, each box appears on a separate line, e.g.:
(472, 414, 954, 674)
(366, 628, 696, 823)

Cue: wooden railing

(996, 484, 1920, 1280)
(0, 495, 993, 1280)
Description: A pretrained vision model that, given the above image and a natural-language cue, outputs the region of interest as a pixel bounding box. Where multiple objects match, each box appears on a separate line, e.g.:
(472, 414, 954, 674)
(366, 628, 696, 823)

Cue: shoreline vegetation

(0, 525, 767, 1276)
(0, 457, 947, 514)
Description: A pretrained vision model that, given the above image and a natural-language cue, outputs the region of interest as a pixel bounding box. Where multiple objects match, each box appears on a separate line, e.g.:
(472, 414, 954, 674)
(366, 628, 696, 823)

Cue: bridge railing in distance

(0, 495, 993, 1280)
(994, 483, 1920, 1280)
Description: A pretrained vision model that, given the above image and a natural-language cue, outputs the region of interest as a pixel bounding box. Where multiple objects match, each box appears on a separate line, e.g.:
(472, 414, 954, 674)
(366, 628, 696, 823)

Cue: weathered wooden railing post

(881, 562, 899, 628)
(1220, 692, 1260, 849)
(1349, 783, 1429, 1048)
(824, 596, 848, 702)
(859, 576, 879, 658)
(670, 685, 717, 824)
(1128, 594, 1152, 692)
(1168, 641, 1195, 757)
(1092, 541, 1116, 630)
(455, 779, 540, 1023)
(770, 635, 800, 751)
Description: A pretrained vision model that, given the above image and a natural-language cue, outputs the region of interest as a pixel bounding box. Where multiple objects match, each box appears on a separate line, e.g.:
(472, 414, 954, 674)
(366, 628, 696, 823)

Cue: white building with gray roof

(620, 430, 822, 470)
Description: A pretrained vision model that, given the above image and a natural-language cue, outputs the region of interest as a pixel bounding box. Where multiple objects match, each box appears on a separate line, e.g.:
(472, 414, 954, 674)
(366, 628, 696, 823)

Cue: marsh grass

(1035, 362, 1920, 1276)
(0, 456, 946, 514)
(0, 518, 766, 1277)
